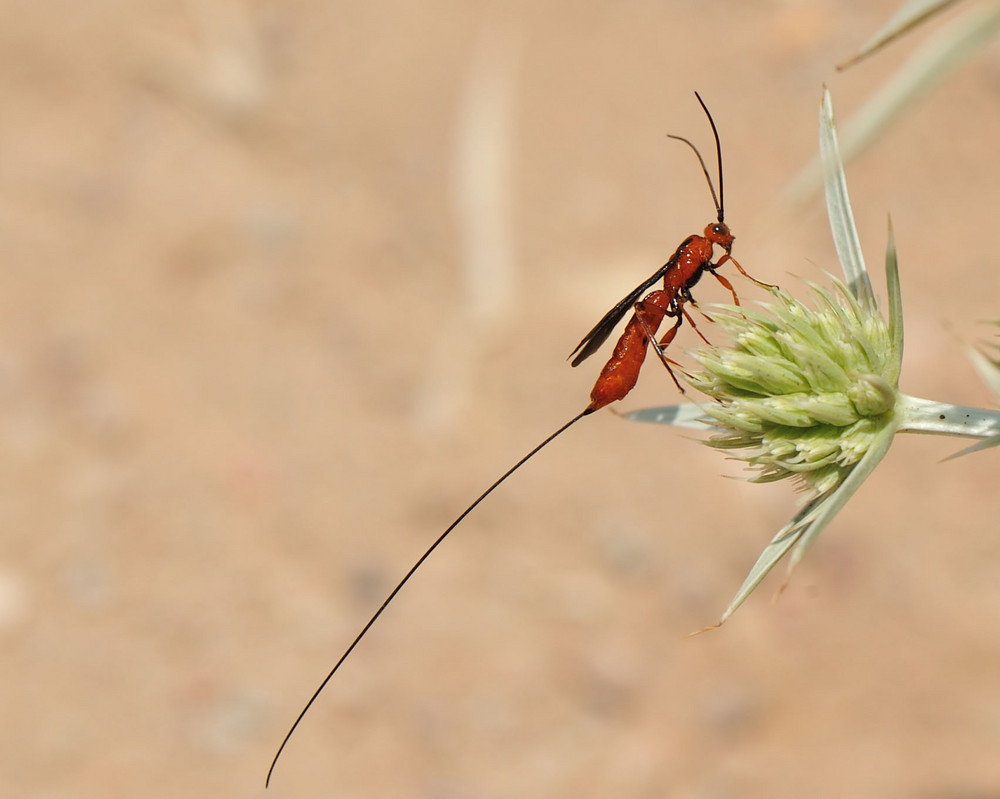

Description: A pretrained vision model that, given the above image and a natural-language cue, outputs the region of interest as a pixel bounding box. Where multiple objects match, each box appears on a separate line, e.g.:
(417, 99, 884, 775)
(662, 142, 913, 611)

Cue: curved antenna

(266, 408, 591, 787)
(666, 91, 725, 223)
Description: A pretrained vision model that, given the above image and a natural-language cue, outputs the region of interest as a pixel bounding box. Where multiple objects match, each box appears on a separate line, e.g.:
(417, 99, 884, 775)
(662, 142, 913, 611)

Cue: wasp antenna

(666, 133, 721, 222)
(692, 91, 724, 223)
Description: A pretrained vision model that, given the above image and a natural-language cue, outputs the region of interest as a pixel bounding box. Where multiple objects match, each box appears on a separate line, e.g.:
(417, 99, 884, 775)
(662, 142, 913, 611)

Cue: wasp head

(704, 221, 734, 253)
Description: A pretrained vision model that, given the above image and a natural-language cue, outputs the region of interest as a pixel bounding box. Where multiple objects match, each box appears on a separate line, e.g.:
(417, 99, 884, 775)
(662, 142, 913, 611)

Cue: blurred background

(4, 1, 1000, 797)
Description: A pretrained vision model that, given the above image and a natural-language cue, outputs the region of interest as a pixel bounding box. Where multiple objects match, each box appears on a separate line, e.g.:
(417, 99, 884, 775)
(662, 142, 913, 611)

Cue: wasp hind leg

(633, 298, 686, 393)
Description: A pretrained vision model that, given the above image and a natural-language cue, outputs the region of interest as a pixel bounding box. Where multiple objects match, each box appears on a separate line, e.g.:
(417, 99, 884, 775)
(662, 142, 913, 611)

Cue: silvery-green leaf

(819, 90, 875, 311)
(896, 395, 1000, 438)
(968, 344, 1000, 401)
(712, 425, 896, 626)
(623, 403, 710, 428)
(885, 219, 904, 385)
(786, 2, 1000, 204)
(838, 0, 962, 69)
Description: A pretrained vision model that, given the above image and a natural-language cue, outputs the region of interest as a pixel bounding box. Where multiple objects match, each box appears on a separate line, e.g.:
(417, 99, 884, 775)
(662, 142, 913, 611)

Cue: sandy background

(4, 2, 1000, 797)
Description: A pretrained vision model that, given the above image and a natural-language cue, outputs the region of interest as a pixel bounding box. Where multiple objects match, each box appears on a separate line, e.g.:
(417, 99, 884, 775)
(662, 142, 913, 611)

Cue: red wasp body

(578, 226, 733, 410)
(570, 93, 771, 413)
(265, 93, 773, 788)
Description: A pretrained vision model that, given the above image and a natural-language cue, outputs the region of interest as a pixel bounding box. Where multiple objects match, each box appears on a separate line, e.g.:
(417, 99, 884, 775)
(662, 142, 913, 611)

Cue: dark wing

(568, 250, 683, 367)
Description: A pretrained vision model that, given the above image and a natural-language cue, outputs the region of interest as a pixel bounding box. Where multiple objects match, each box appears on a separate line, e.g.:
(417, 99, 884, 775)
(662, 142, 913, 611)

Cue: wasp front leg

(705, 259, 741, 305)
(713, 253, 776, 297)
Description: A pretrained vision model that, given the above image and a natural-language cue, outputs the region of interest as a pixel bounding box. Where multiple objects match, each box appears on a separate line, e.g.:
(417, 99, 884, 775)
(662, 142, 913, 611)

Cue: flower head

(688, 279, 899, 499)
